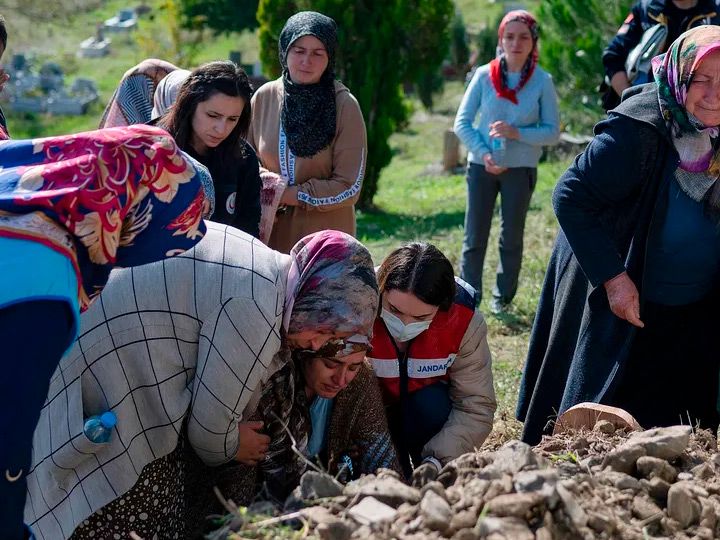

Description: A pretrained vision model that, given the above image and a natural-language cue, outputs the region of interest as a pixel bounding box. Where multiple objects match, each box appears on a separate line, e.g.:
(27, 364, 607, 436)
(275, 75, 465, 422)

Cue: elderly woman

(25, 226, 379, 540)
(0, 125, 206, 540)
(454, 10, 559, 313)
(247, 11, 367, 253)
(518, 26, 720, 445)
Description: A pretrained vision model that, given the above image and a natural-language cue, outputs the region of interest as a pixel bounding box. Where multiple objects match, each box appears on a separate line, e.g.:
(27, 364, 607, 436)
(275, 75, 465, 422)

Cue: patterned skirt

(70, 441, 186, 540)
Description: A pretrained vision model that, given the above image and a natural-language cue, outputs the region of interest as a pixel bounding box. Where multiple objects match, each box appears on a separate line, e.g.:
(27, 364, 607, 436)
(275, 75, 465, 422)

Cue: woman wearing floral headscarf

(0, 124, 207, 540)
(247, 11, 367, 253)
(518, 25, 720, 445)
(454, 10, 559, 313)
(26, 226, 379, 540)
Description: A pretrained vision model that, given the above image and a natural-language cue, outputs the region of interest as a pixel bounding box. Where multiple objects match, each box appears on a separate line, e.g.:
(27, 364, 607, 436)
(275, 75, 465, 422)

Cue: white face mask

(381, 308, 432, 342)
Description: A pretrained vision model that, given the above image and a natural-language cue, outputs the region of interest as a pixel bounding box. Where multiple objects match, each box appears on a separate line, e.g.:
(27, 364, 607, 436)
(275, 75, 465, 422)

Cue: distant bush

(538, 0, 634, 132)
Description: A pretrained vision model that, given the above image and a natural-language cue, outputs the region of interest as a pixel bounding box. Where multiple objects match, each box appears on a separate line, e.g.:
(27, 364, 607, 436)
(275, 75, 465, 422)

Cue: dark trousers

(387, 382, 453, 477)
(0, 300, 74, 540)
(460, 163, 537, 304)
(611, 296, 720, 432)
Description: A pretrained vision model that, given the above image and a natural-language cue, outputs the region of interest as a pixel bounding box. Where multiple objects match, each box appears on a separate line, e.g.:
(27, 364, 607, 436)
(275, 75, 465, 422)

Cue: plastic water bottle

(491, 134, 506, 167)
(83, 411, 117, 443)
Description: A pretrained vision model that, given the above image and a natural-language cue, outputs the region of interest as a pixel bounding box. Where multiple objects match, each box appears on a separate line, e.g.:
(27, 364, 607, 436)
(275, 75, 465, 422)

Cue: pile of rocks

(215, 424, 720, 540)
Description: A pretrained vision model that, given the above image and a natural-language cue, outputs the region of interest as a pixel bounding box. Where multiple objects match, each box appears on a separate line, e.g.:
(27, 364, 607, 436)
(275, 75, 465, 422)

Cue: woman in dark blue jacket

(518, 26, 720, 444)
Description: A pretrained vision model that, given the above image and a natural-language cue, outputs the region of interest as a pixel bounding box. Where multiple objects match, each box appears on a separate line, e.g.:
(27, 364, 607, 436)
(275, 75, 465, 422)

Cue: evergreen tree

(257, 0, 452, 208)
(538, 0, 634, 131)
(179, 0, 260, 34)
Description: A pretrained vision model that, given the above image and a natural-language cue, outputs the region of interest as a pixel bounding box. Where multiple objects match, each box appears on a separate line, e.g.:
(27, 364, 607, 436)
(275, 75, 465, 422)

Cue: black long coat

(516, 85, 681, 445)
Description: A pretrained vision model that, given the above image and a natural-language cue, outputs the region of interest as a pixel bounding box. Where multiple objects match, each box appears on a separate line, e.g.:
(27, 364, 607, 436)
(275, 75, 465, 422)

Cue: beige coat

(247, 79, 367, 253)
(424, 310, 497, 463)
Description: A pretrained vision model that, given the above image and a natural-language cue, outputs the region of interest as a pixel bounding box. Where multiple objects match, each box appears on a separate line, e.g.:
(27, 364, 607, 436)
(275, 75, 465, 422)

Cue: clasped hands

(235, 421, 271, 465)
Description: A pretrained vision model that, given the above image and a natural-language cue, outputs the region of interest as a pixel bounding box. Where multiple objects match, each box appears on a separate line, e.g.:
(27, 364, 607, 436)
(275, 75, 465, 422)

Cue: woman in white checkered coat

(24, 222, 379, 540)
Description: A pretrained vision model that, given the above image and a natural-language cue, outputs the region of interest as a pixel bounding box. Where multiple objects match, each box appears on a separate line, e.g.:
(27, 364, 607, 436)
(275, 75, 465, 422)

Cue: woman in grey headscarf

(151, 68, 191, 119)
(247, 11, 368, 253)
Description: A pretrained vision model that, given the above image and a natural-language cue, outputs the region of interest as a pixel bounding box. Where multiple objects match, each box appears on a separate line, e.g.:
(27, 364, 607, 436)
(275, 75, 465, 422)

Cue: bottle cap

(100, 411, 117, 429)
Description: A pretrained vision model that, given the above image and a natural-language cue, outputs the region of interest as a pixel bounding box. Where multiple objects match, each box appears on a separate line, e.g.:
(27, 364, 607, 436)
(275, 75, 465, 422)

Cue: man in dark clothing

(601, 0, 720, 108)
(0, 14, 9, 138)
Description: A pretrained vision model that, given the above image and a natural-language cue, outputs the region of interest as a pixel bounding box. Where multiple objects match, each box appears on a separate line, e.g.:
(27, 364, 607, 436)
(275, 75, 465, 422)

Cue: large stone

(667, 482, 701, 528)
(475, 516, 534, 540)
(450, 509, 478, 532)
(631, 496, 662, 520)
(636, 456, 678, 483)
(300, 471, 343, 500)
(625, 426, 691, 461)
(491, 440, 541, 474)
(556, 482, 588, 529)
(640, 477, 671, 504)
(598, 470, 642, 491)
(601, 444, 647, 474)
(347, 496, 397, 525)
(317, 520, 355, 540)
(513, 469, 558, 500)
(344, 476, 421, 507)
(485, 492, 545, 518)
(420, 490, 452, 532)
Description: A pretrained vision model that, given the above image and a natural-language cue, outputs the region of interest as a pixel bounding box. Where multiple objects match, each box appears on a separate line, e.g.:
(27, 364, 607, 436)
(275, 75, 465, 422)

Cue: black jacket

(516, 85, 680, 445)
(188, 140, 261, 238)
(603, 0, 720, 80)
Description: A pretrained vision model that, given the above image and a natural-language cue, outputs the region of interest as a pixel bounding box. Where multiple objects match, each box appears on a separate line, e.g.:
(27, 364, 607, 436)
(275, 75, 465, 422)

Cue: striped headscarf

(652, 25, 720, 174)
(99, 59, 180, 128)
(489, 10, 539, 104)
(284, 230, 378, 339)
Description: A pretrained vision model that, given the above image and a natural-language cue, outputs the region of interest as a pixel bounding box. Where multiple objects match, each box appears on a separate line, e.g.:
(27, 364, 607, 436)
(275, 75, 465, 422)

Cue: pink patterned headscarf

(652, 25, 720, 173)
(283, 230, 378, 339)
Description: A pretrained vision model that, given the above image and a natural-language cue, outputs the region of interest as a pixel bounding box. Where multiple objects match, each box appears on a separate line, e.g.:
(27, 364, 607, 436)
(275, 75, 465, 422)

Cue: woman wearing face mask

(368, 243, 496, 485)
(247, 11, 367, 253)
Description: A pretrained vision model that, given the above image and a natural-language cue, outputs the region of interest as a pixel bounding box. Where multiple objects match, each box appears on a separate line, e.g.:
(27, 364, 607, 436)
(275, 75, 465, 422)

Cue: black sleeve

(231, 146, 262, 239)
(552, 114, 656, 287)
(602, 2, 647, 80)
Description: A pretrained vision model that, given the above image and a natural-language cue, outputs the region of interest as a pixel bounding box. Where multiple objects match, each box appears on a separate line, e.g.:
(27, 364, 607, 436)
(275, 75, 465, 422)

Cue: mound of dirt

(212, 424, 720, 540)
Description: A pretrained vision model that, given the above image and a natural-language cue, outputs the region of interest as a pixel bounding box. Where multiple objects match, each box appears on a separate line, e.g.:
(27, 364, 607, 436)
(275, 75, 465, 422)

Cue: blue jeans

(0, 300, 74, 540)
(387, 381, 453, 477)
(460, 163, 536, 304)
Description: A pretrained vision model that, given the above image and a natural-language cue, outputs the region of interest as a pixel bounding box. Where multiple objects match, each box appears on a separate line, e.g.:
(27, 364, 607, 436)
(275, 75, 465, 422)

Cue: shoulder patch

(454, 276, 478, 310)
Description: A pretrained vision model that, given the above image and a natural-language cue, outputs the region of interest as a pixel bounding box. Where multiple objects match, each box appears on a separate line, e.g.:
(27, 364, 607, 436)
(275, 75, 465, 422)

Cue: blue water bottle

(83, 411, 117, 443)
(491, 135, 506, 167)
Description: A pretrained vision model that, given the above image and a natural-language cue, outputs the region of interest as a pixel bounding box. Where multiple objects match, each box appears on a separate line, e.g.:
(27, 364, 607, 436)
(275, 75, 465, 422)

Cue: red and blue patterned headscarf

(652, 25, 720, 173)
(283, 230, 378, 340)
(490, 10, 539, 105)
(0, 124, 207, 309)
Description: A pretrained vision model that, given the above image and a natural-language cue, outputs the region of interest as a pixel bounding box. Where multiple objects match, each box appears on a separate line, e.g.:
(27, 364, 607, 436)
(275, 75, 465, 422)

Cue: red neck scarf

(489, 10, 539, 105)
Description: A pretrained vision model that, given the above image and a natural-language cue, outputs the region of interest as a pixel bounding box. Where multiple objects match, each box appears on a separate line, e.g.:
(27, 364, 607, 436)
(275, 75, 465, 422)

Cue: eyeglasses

(295, 337, 371, 361)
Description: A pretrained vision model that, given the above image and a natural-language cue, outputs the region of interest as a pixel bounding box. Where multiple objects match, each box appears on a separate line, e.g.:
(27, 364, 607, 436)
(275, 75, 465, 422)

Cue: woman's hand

(279, 185, 300, 206)
(235, 421, 271, 465)
(482, 153, 507, 175)
(489, 121, 519, 140)
(604, 272, 644, 328)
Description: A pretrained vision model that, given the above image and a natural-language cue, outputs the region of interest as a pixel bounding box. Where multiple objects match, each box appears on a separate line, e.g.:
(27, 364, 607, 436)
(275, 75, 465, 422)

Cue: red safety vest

(368, 279, 477, 403)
